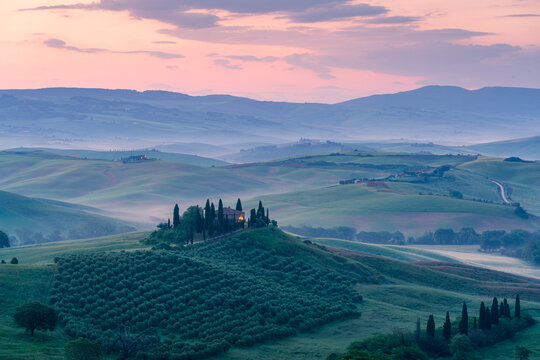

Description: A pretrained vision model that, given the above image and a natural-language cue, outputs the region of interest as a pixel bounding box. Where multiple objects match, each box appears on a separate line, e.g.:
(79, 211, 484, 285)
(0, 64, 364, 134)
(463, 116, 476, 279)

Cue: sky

(1, 0, 539, 103)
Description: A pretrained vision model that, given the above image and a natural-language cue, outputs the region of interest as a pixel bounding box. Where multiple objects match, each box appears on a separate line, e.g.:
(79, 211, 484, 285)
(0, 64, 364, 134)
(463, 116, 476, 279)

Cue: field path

(490, 179, 510, 204)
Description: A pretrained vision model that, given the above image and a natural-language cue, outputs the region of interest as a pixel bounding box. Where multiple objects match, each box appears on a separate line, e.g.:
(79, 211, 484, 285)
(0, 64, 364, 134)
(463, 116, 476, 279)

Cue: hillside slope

(0, 190, 136, 245)
(467, 136, 540, 160)
(2, 228, 539, 359)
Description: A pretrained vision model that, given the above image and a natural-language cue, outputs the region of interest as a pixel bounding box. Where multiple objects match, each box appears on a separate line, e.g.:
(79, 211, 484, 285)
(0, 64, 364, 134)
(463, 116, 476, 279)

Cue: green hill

(459, 157, 540, 214)
(7, 148, 229, 167)
(468, 135, 540, 160)
(256, 183, 539, 235)
(2, 228, 539, 359)
(0, 190, 137, 246)
(0, 151, 404, 220)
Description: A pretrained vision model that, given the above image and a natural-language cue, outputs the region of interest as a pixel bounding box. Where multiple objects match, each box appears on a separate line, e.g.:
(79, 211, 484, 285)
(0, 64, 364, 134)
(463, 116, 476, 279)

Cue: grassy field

(8, 148, 229, 167)
(306, 237, 460, 263)
(0, 265, 70, 360)
(255, 182, 539, 234)
(459, 157, 540, 215)
(408, 245, 540, 281)
(0, 231, 149, 265)
(0, 190, 137, 246)
(0, 151, 394, 222)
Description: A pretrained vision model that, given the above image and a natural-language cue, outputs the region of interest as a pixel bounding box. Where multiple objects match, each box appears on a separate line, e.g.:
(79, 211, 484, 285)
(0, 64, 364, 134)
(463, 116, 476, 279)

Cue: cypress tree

(515, 294, 521, 319)
(473, 317, 477, 329)
(479, 302, 486, 329)
(195, 206, 203, 233)
(167, 218, 171, 229)
(257, 200, 264, 219)
(491, 297, 499, 325)
(218, 199, 224, 233)
(415, 318, 421, 343)
(500, 302, 505, 318)
(485, 307, 492, 330)
(204, 199, 211, 228)
(426, 315, 435, 338)
(236, 198, 242, 212)
(503, 298, 511, 318)
(209, 203, 216, 236)
(443, 311, 451, 341)
(173, 204, 180, 229)
(249, 209, 256, 228)
(459, 302, 469, 335)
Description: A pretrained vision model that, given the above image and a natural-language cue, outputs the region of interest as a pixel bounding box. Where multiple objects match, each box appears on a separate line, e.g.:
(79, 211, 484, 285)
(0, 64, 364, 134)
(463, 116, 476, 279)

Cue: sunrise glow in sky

(1, 0, 539, 102)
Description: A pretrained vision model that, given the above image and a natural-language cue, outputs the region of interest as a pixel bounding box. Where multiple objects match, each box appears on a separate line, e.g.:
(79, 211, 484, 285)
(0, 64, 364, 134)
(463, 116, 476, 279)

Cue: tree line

(331, 294, 535, 360)
(282, 226, 540, 265)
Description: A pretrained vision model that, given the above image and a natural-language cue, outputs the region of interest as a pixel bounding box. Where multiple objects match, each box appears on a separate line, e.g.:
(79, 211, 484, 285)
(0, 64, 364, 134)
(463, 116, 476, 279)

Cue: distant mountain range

(1, 86, 539, 150)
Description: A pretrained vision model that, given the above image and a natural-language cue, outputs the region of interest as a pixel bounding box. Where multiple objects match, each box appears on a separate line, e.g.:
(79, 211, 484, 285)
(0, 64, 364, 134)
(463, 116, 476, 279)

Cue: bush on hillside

(13, 302, 58, 336)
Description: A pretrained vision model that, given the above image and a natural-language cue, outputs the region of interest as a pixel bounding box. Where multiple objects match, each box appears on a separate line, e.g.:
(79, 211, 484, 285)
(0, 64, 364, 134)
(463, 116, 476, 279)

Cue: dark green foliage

(485, 307, 491, 330)
(515, 345, 532, 360)
(333, 350, 391, 360)
(195, 206, 203, 233)
(468, 313, 535, 348)
(514, 204, 529, 219)
(515, 294, 521, 319)
(459, 302, 468, 335)
(491, 297, 499, 325)
(434, 229, 456, 245)
(449, 190, 463, 199)
(0, 230, 10, 248)
(443, 312, 451, 341)
(479, 302, 486, 330)
(236, 198, 242, 212)
(65, 337, 102, 360)
(426, 315, 435, 338)
(10, 257, 18, 264)
(449, 334, 473, 360)
(503, 298, 511, 318)
(391, 346, 428, 360)
(13, 301, 58, 336)
(218, 199, 224, 231)
(173, 204, 180, 229)
(51, 229, 362, 359)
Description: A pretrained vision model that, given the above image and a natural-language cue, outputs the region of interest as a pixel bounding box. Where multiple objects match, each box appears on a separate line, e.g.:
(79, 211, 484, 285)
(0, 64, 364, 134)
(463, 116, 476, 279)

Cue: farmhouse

(222, 207, 245, 223)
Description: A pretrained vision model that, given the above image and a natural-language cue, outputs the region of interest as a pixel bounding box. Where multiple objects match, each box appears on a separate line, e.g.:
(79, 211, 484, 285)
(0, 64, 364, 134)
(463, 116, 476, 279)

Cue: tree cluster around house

(144, 198, 275, 245)
(331, 294, 534, 360)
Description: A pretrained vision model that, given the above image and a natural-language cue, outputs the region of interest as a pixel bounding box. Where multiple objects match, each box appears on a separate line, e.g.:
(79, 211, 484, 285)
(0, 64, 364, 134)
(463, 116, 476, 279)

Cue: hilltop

(1, 86, 539, 149)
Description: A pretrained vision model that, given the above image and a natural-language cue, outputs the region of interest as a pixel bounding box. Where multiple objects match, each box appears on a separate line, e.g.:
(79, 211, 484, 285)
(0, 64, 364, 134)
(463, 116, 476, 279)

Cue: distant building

(121, 154, 154, 163)
(222, 207, 245, 223)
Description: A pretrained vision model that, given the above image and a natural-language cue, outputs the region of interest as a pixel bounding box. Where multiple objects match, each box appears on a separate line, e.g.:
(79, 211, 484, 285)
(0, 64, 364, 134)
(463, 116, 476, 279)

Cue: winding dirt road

(490, 179, 510, 204)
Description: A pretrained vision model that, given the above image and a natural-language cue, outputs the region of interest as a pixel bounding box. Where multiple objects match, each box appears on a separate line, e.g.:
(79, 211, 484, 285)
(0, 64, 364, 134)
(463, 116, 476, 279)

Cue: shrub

(13, 302, 58, 336)
(65, 337, 102, 360)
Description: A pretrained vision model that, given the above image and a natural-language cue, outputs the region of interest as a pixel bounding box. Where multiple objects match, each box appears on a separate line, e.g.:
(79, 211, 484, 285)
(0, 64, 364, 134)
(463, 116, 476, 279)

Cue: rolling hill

(0, 190, 137, 246)
(256, 183, 540, 235)
(1, 150, 539, 234)
(467, 135, 540, 160)
(1, 86, 539, 150)
(1, 228, 539, 359)
(7, 148, 229, 167)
